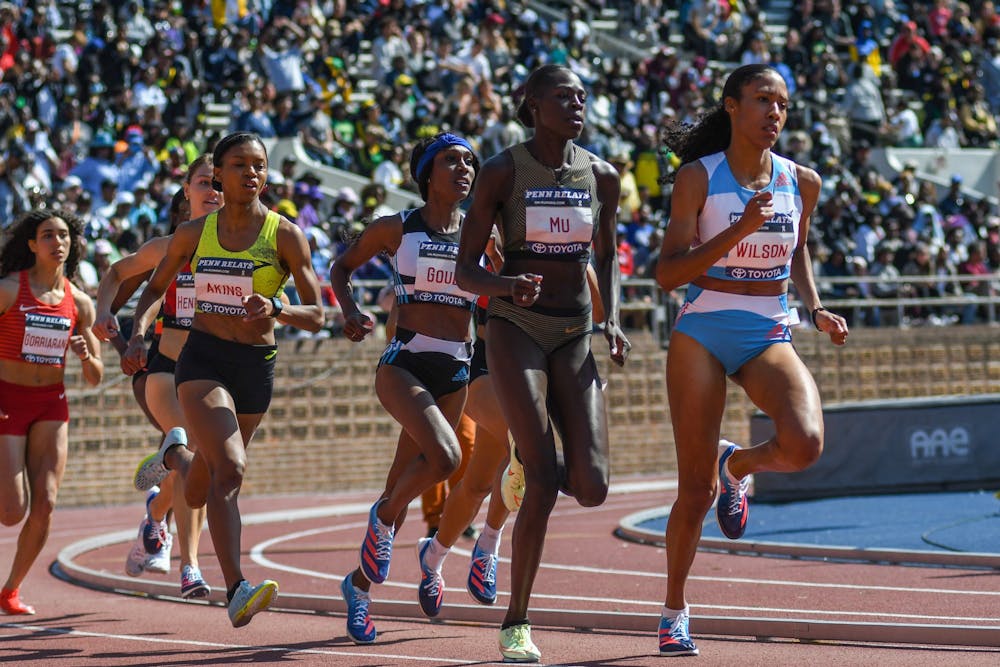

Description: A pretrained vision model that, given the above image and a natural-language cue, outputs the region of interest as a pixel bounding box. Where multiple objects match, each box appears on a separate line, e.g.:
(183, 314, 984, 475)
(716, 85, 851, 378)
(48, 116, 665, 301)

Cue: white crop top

(695, 151, 802, 282)
(390, 208, 477, 310)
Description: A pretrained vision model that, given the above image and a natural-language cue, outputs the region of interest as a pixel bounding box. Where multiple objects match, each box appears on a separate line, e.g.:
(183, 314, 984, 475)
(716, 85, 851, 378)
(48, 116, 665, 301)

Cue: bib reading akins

(524, 188, 594, 255)
(21, 312, 72, 364)
(413, 241, 475, 307)
(195, 257, 254, 316)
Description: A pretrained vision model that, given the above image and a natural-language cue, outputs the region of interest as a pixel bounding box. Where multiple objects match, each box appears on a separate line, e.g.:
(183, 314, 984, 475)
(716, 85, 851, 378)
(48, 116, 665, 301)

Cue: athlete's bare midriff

(692, 275, 788, 296)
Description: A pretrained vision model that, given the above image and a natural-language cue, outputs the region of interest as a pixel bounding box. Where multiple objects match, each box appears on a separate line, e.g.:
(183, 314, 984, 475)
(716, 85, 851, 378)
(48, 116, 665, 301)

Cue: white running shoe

(144, 532, 172, 575)
(228, 579, 279, 628)
(134, 427, 186, 491)
(124, 528, 147, 577)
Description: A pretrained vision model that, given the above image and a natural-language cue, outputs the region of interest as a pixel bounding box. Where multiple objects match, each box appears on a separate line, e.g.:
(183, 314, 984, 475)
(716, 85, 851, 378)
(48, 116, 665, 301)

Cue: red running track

(2, 477, 999, 666)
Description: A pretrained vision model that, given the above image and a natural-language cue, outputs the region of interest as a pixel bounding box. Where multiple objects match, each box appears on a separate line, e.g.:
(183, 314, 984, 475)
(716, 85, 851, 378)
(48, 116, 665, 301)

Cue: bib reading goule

(413, 240, 476, 308)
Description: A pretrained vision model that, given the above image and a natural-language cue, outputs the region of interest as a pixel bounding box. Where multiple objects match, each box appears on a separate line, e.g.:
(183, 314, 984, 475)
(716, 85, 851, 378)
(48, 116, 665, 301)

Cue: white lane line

(0, 622, 468, 664)
(249, 523, 999, 624)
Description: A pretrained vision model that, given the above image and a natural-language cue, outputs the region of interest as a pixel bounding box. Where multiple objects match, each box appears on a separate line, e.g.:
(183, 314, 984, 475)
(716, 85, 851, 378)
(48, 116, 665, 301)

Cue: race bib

(725, 212, 796, 280)
(195, 257, 253, 316)
(413, 240, 475, 307)
(524, 188, 593, 256)
(175, 270, 195, 326)
(21, 312, 71, 365)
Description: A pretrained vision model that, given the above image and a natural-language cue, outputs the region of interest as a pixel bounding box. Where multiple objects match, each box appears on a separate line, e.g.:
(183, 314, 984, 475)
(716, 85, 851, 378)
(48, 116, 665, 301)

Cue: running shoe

(134, 427, 187, 491)
(415, 537, 444, 617)
(145, 531, 172, 575)
(340, 575, 376, 644)
(124, 527, 147, 577)
(180, 564, 211, 599)
(141, 486, 168, 554)
(717, 441, 751, 540)
(498, 623, 541, 663)
(467, 538, 498, 605)
(0, 588, 35, 615)
(501, 453, 525, 513)
(359, 499, 394, 584)
(227, 579, 278, 628)
(658, 609, 699, 656)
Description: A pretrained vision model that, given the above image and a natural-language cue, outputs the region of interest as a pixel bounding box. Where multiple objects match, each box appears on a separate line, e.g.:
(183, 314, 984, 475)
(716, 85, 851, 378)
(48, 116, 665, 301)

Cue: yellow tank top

(191, 210, 289, 317)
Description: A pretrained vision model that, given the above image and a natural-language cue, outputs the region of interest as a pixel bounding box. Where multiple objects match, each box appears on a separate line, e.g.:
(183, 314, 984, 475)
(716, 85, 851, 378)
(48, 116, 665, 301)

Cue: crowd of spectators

(0, 0, 998, 329)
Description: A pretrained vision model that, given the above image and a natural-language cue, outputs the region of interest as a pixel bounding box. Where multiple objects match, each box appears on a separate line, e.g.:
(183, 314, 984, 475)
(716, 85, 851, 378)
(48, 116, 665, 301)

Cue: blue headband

(415, 133, 475, 181)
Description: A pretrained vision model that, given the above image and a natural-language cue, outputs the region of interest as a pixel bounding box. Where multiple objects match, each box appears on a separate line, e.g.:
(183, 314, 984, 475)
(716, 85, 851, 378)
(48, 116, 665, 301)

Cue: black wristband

(270, 295, 284, 318)
(811, 307, 826, 331)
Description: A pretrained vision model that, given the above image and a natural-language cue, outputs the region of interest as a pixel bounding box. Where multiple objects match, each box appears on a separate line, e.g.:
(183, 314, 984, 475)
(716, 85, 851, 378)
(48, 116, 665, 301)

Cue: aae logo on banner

(909, 426, 971, 463)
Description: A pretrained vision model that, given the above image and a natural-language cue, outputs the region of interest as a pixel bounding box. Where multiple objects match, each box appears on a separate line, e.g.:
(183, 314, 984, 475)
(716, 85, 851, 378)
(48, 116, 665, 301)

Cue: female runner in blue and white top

(654, 64, 849, 657)
(329, 132, 479, 645)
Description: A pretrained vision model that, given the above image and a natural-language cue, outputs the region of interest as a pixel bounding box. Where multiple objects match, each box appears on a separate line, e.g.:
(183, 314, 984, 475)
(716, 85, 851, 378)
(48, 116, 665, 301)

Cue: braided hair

(0, 208, 85, 280)
(661, 64, 779, 181)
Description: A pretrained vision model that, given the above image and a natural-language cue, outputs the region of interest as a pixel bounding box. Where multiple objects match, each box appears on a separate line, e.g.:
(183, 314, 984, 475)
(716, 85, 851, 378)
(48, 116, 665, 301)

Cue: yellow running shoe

(501, 440, 525, 513)
(499, 623, 541, 663)
(227, 579, 279, 628)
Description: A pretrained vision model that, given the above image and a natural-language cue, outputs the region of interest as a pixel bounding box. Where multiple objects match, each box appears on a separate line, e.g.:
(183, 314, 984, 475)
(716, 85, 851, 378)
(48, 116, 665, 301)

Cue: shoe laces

(349, 589, 371, 626)
(726, 475, 750, 514)
(506, 624, 531, 646)
(667, 611, 690, 640)
(474, 551, 497, 585)
(421, 569, 442, 597)
(372, 521, 394, 560)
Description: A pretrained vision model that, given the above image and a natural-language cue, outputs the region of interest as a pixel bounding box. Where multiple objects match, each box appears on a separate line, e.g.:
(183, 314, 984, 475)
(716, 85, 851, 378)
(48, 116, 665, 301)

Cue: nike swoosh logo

(264, 350, 277, 361)
(19, 305, 39, 311)
(571, 174, 587, 182)
(58, 393, 65, 399)
(564, 325, 588, 334)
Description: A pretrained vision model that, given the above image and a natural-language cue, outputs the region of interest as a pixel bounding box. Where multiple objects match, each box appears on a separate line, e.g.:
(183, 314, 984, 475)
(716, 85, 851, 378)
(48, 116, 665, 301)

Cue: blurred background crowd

(0, 0, 998, 329)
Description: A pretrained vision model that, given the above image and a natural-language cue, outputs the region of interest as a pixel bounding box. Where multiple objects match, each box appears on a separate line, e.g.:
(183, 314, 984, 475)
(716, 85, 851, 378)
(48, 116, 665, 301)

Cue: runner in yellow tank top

(123, 132, 324, 629)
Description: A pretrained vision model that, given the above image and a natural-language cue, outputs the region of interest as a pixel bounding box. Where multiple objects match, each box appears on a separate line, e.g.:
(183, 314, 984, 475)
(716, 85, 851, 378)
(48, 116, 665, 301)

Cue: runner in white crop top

(653, 64, 849, 659)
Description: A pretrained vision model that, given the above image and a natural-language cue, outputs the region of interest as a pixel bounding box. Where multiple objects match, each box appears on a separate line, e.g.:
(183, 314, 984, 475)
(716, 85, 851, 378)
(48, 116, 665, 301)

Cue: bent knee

(575, 482, 608, 508)
(0, 505, 27, 526)
(212, 459, 247, 495)
(426, 441, 462, 480)
(781, 429, 824, 470)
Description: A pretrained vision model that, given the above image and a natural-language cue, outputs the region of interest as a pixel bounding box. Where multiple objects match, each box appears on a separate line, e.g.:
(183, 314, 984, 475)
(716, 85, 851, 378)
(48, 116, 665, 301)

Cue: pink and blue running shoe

(360, 500, 394, 584)
(717, 441, 751, 540)
(340, 575, 376, 644)
(415, 538, 444, 617)
(467, 538, 497, 605)
(658, 609, 699, 656)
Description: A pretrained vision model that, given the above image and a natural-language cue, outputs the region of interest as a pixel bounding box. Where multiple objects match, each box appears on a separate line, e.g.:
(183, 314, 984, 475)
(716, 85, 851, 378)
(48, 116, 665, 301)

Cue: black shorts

(377, 327, 472, 400)
(470, 337, 488, 382)
(146, 348, 177, 376)
(175, 329, 277, 414)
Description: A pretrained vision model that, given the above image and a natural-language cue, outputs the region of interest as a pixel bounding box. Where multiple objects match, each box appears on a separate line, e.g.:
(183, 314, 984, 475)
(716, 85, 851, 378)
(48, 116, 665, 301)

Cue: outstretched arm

(591, 156, 628, 366)
(71, 287, 104, 386)
(791, 165, 848, 345)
